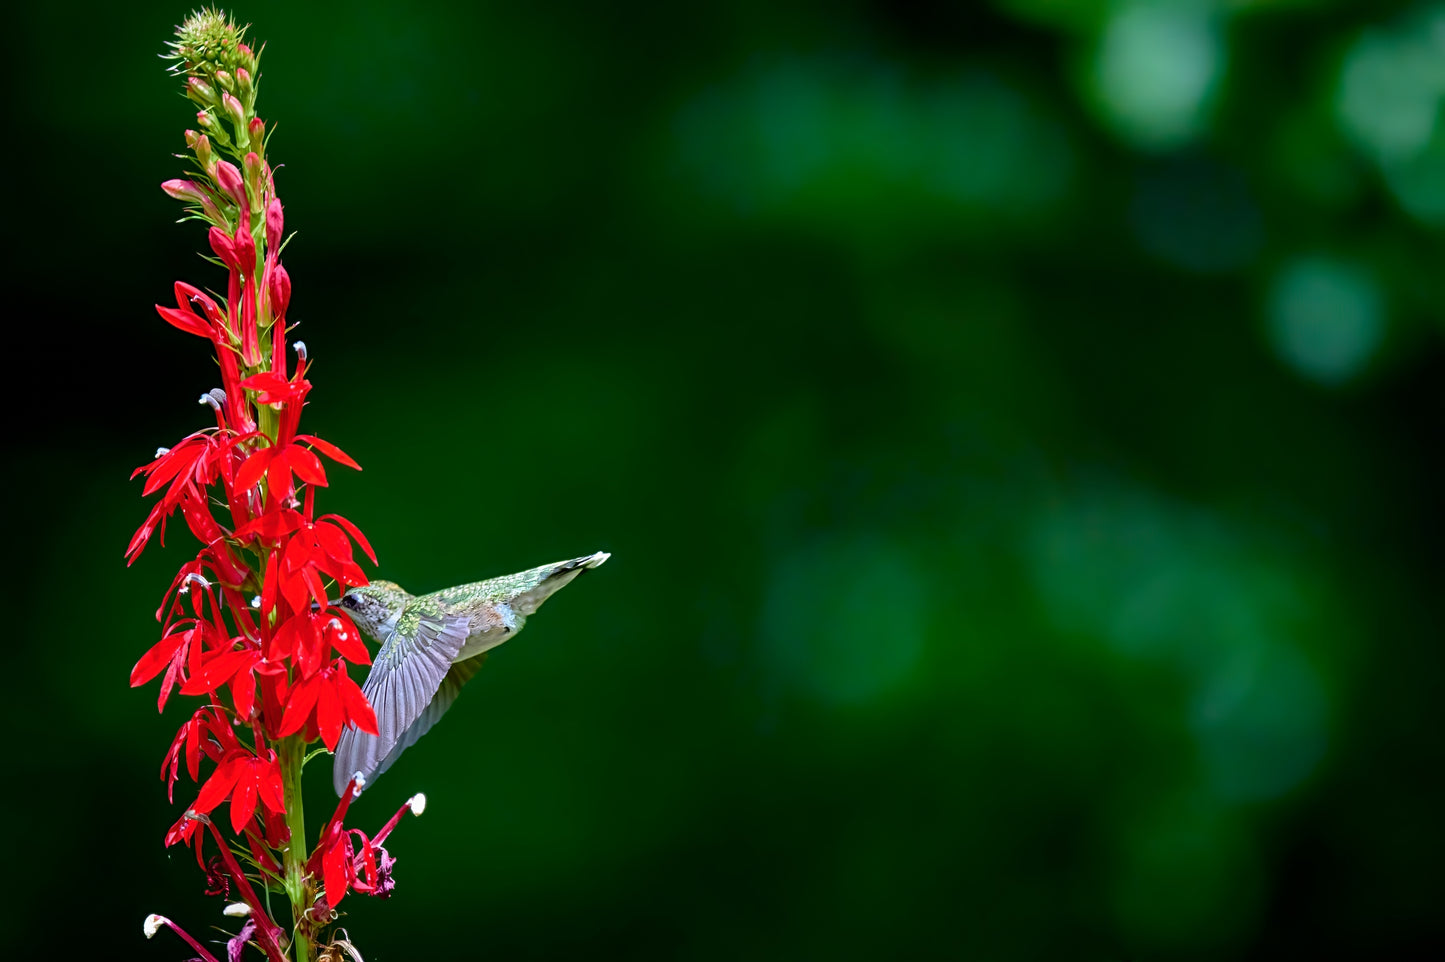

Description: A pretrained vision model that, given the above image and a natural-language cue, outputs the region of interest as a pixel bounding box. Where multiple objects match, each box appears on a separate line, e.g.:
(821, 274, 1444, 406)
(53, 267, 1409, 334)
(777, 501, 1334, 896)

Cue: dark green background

(8, 0, 1445, 958)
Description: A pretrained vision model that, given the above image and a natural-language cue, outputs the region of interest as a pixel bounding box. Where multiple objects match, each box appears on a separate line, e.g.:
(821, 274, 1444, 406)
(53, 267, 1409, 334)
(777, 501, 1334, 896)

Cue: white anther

(293, 340, 307, 360)
(223, 902, 252, 918)
(155, 447, 170, 458)
(251, 595, 262, 608)
(408, 793, 426, 816)
(183, 573, 211, 590)
(143, 914, 167, 939)
(350, 771, 367, 797)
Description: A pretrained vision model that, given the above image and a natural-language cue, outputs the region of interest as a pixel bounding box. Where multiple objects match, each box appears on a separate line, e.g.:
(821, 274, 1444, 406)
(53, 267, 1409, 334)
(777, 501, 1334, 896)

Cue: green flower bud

(186, 77, 216, 106)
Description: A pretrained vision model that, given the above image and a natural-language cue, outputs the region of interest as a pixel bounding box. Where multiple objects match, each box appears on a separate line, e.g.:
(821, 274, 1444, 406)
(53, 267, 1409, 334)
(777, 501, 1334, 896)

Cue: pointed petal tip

(582, 551, 610, 569)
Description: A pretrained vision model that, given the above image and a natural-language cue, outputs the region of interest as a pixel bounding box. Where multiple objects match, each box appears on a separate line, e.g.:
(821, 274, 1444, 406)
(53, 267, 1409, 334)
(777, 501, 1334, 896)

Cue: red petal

(195, 756, 243, 814)
(156, 303, 213, 338)
(327, 616, 370, 665)
(258, 756, 286, 814)
(316, 674, 344, 750)
(230, 769, 259, 833)
(235, 506, 304, 543)
(179, 647, 253, 696)
(233, 447, 276, 494)
(261, 550, 280, 622)
(297, 435, 361, 470)
(186, 716, 203, 781)
(230, 666, 256, 719)
(338, 671, 378, 735)
(323, 839, 350, 910)
(286, 445, 328, 486)
(301, 565, 328, 609)
(130, 630, 187, 687)
(319, 513, 377, 566)
(313, 522, 354, 566)
(276, 677, 319, 737)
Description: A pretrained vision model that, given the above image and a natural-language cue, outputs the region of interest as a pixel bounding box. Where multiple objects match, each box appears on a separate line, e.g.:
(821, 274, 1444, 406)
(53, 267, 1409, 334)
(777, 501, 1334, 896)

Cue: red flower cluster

(133, 14, 426, 958)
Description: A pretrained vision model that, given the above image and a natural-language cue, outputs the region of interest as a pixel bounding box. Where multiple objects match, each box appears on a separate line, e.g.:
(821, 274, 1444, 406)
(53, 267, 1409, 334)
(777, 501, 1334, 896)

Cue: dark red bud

(269, 264, 291, 319)
(249, 116, 265, 143)
(234, 225, 257, 270)
(266, 199, 284, 251)
(209, 226, 239, 269)
(214, 161, 246, 209)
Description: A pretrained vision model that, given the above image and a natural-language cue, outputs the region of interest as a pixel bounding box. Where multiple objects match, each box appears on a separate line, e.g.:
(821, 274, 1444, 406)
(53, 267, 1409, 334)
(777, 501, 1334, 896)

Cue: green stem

(279, 734, 312, 962)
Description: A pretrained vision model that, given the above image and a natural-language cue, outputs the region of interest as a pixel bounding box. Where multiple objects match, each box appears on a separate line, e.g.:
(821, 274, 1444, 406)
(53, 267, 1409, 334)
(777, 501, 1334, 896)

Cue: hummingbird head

(338, 580, 409, 639)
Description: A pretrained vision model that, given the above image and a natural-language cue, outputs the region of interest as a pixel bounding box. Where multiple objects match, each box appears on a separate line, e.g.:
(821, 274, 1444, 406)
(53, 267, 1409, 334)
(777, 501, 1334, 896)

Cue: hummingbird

(331, 551, 610, 796)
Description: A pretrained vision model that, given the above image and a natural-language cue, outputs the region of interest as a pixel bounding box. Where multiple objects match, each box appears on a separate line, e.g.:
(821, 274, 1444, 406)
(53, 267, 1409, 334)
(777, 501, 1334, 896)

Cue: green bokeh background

(9, 0, 1445, 957)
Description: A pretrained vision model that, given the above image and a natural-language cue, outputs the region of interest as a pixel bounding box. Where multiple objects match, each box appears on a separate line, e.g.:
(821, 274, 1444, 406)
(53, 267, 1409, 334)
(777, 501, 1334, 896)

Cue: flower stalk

(133, 11, 426, 959)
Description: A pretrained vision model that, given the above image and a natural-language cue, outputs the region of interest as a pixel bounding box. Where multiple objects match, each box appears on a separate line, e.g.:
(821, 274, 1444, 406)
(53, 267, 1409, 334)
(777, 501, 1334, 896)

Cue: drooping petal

(276, 677, 319, 737)
(319, 513, 377, 566)
(316, 673, 343, 750)
(297, 435, 361, 470)
(323, 837, 351, 911)
(230, 769, 259, 834)
(195, 755, 244, 815)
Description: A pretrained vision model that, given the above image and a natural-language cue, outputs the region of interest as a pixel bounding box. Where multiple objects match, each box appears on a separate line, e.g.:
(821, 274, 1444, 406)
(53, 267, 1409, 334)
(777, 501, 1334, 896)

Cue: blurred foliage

(6, 0, 1445, 958)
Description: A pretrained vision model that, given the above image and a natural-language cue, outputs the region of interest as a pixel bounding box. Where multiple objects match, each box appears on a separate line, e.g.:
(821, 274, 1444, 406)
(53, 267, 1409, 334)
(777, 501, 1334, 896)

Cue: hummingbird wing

(378, 654, 488, 771)
(332, 611, 472, 796)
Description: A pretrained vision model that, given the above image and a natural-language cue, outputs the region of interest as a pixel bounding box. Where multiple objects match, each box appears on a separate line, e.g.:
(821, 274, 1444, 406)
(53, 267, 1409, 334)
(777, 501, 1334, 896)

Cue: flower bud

(223, 91, 246, 127)
(198, 111, 231, 147)
(236, 66, 253, 97)
(214, 69, 234, 92)
(269, 263, 291, 317)
(244, 152, 264, 209)
(184, 128, 201, 148)
(214, 160, 247, 210)
(186, 77, 215, 105)
(161, 179, 205, 204)
(233, 223, 257, 271)
(208, 225, 239, 269)
(193, 133, 214, 171)
(265, 198, 284, 250)
(249, 116, 265, 145)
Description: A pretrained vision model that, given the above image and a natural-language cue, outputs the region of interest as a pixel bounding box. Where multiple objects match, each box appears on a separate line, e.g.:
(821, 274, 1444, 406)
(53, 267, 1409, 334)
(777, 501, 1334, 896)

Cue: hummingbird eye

(340, 595, 357, 610)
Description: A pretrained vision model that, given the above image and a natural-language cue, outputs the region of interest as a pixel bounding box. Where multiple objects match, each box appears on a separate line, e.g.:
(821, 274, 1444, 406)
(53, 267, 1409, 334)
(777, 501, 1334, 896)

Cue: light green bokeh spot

(1266, 255, 1383, 386)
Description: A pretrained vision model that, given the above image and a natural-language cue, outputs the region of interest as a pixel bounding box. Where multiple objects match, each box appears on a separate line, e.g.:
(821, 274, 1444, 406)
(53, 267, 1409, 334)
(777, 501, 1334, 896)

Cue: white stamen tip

(293, 340, 308, 360)
(251, 595, 262, 608)
(143, 914, 167, 939)
(222, 902, 252, 918)
(198, 394, 212, 405)
(155, 447, 170, 458)
(350, 771, 367, 797)
(183, 573, 211, 589)
(409, 793, 427, 816)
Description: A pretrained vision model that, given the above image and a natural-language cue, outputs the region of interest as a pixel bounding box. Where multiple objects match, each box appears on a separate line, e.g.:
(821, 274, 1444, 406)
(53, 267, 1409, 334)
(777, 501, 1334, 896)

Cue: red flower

(193, 747, 286, 834)
(277, 659, 377, 749)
